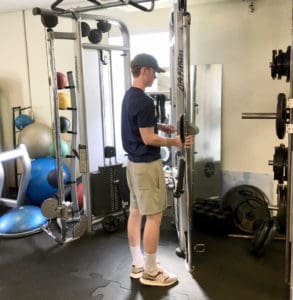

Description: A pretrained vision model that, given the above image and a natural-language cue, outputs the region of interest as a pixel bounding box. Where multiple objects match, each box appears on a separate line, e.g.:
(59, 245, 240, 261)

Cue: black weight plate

(102, 215, 119, 233)
(179, 114, 185, 144)
(234, 198, 270, 233)
(263, 218, 278, 249)
(251, 219, 270, 255)
(273, 144, 287, 182)
(221, 185, 269, 212)
(276, 93, 287, 139)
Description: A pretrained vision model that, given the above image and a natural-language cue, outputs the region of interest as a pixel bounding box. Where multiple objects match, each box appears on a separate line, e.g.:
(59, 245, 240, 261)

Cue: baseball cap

(131, 53, 165, 73)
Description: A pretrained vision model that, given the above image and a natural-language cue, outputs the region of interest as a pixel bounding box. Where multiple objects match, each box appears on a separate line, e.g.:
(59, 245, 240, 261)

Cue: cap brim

(155, 67, 166, 73)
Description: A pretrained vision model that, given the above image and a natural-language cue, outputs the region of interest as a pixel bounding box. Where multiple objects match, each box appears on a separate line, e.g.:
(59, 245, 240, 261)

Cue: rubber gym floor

(0, 210, 288, 300)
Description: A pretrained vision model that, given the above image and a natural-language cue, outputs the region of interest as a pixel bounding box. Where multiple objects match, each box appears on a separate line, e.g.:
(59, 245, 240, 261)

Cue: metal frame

(170, 0, 195, 272)
(33, 7, 132, 240)
(0, 144, 31, 208)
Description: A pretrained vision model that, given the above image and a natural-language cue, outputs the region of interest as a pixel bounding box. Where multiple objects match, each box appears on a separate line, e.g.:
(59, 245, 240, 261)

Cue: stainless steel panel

(192, 64, 222, 199)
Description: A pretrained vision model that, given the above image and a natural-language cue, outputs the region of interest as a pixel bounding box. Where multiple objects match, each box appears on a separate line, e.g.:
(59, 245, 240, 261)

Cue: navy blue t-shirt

(121, 87, 161, 162)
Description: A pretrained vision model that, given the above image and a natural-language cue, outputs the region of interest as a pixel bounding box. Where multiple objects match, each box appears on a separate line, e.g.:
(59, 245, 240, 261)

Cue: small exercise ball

(0, 205, 47, 236)
(26, 157, 71, 206)
(49, 139, 70, 157)
(18, 122, 52, 159)
(60, 116, 71, 133)
(58, 92, 71, 109)
(15, 114, 34, 130)
(57, 72, 67, 89)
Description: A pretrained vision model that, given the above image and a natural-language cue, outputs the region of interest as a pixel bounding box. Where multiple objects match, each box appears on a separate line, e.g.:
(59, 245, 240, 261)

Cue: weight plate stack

(221, 185, 270, 234)
(192, 199, 233, 236)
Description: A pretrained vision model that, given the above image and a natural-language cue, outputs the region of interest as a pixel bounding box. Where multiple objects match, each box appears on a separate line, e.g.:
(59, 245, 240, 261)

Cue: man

(121, 53, 194, 287)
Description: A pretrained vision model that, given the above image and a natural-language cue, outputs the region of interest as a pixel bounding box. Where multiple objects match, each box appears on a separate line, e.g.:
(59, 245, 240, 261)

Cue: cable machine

(32, 0, 156, 243)
(169, 0, 198, 272)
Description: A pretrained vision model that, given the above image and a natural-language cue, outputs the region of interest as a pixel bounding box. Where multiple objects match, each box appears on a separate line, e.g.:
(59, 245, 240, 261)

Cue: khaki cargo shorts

(126, 159, 167, 215)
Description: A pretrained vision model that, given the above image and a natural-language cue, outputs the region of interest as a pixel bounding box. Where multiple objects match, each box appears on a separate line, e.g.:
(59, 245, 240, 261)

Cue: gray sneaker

(139, 267, 178, 287)
(130, 265, 144, 279)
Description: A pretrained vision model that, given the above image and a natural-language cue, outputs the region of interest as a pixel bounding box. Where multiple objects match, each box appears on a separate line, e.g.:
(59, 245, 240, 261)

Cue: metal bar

(0, 144, 31, 207)
(47, 30, 65, 209)
(73, 19, 93, 233)
(82, 43, 129, 52)
(53, 32, 77, 40)
(288, 0, 293, 292)
(242, 112, 276, 119)
(34, 1, 155, 16)
(182, 6, 195, 273)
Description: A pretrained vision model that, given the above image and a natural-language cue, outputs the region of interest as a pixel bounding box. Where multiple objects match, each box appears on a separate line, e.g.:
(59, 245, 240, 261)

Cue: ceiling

(0, 0, 229, 14)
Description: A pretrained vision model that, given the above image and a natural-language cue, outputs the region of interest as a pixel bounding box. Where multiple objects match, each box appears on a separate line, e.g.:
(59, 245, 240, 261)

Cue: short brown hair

(131, 65, 142, 77)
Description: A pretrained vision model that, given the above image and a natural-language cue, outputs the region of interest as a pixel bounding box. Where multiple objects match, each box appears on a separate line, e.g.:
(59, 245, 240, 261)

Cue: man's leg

(143, 212, 162, 273)
(128, 207, 144, 278)
(140, 213, 178, 287)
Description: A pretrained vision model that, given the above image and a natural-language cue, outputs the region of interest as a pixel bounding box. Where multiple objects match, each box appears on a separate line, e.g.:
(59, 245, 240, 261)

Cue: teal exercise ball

(49, 139, 70, 158)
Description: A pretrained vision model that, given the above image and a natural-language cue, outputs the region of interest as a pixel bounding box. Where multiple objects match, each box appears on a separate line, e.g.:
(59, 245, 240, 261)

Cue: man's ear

(140, 66, 148, 75)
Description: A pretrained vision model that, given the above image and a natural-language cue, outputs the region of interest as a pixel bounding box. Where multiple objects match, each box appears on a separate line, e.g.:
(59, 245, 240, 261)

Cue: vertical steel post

(288, 2, 293, 296)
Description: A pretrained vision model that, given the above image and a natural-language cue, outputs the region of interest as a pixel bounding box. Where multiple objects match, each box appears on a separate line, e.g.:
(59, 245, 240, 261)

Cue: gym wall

(0, 0, 291, 200)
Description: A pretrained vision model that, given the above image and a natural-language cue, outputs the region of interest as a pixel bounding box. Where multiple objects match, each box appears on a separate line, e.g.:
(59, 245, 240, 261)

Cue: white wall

(0, 0, 291, 181)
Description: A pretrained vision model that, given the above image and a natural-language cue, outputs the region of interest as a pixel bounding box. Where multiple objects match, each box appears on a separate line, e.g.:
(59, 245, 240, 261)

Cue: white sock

(144, 252, 159, 274)
(130, 246, 144, 267)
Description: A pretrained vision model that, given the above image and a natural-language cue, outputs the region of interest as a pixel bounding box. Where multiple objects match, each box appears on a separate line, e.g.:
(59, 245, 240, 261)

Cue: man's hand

(158, 123, 176, 134)
(174, 135, 194, 148)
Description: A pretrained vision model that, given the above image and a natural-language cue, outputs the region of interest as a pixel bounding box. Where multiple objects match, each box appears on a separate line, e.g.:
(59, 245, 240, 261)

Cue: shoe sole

(130, 272, 143, 279)
(139, 277, 178, 287)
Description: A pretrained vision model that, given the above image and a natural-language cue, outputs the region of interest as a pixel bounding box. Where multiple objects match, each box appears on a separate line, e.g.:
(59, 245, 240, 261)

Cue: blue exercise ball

(0, 205, 47, 236)
(14, 114, 34, 130)
(26, 157, 71, 206)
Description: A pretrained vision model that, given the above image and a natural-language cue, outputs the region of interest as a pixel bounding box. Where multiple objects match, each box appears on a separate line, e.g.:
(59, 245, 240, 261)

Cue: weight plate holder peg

(269, 144, 288, 184)
(276, 93, 289, 139)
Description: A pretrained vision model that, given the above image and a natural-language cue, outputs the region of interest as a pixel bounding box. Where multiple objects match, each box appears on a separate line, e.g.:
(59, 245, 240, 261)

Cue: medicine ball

(97, 20, 111, 33)
(60, 116, 70, 133)
(88, 29, 102, 44)
(81, 21, 90, 37)
(57, 72, 67, 89)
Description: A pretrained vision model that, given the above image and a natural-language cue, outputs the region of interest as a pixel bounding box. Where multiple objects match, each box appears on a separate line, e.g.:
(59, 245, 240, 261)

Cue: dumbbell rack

(11, 106, 33, 193)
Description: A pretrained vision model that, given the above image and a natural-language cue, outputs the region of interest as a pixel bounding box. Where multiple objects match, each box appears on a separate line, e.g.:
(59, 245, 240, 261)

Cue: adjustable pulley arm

(129, 0, 155, 12)
(49, 0, 155, 13)
(51, 0, 102, 12)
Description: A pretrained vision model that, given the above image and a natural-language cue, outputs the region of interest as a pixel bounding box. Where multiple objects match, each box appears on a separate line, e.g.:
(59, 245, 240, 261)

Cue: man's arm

(139, 127, 193, 148)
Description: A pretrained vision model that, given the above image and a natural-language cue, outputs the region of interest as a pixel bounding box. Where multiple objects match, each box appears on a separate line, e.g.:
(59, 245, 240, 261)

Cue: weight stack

(90, 164, 129, 217)
(192, 199, 233, 236)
